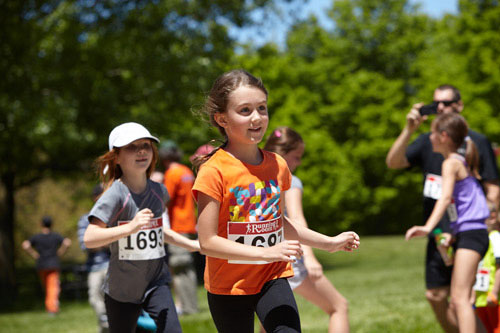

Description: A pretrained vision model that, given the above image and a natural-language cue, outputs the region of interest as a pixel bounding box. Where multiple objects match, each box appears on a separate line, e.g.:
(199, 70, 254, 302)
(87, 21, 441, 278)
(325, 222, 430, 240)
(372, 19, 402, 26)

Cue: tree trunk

(0, 172, 16, 308)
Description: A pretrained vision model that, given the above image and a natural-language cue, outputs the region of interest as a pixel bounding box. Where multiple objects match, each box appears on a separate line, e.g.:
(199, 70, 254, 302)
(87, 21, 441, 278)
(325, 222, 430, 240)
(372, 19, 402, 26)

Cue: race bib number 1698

(227, 216, 283, 265)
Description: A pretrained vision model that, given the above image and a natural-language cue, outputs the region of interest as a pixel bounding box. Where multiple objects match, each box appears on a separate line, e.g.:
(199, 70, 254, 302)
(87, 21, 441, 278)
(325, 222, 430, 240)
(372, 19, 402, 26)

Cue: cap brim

(113, 135, 159, 148)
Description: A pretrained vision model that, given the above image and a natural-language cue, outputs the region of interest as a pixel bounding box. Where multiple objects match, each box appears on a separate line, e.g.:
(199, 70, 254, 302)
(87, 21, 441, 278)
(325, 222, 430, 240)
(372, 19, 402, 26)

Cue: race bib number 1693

(118, 217, 165, 260)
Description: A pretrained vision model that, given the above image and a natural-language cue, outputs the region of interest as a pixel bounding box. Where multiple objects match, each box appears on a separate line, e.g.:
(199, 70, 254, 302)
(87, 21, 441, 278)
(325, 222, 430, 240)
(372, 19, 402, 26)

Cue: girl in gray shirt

(83, 122, 199, 333)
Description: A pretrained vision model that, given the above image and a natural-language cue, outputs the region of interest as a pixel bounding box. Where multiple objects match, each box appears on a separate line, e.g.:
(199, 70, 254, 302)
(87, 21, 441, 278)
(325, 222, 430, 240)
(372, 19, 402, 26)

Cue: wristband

(487, 292, 498, 304)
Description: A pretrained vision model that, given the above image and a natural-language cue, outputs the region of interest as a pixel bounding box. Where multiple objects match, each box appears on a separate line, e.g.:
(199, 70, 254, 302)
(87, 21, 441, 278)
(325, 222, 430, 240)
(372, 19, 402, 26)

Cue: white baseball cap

(108, 122, 159, 151)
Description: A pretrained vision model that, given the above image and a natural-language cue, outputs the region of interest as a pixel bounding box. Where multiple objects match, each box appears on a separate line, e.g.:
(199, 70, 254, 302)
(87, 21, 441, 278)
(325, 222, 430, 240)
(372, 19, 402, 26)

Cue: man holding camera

(386, 84, 499, 332)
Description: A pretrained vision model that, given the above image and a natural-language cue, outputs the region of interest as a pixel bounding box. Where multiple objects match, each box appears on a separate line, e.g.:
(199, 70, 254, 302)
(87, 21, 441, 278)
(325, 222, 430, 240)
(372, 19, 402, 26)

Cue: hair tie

(274, 130, 282, 138)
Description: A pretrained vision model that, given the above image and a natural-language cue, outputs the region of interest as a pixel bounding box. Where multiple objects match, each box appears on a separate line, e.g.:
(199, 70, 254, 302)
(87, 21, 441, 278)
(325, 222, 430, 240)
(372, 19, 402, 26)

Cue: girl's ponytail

(465, 136, 481, 180)
(96, 149, 122, 191)
(192, 140, 227, 174)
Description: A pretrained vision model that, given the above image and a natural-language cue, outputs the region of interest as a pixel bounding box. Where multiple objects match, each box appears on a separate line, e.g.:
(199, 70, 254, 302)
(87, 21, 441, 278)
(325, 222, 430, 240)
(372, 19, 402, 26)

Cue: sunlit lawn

(0, 236, 441, 332)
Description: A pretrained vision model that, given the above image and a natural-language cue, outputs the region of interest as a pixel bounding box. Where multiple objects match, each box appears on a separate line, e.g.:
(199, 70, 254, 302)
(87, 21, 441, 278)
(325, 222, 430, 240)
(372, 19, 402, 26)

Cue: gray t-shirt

(89, 179, 169, 303)
(291, 175, 303, 192)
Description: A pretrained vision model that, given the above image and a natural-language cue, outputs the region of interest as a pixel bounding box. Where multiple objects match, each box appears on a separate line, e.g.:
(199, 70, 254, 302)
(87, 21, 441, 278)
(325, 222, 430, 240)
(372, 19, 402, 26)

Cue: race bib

(118, 217, 165, 260)
(473, 267, 490, 292)
(423, 173, 442, 200)
(227, 216, 283, 265)
(447, 199, 458, 222)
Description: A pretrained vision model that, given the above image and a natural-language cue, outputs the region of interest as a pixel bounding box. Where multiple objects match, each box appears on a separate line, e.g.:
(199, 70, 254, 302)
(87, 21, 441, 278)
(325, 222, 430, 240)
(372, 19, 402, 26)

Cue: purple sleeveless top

(449, 156, 489, 234)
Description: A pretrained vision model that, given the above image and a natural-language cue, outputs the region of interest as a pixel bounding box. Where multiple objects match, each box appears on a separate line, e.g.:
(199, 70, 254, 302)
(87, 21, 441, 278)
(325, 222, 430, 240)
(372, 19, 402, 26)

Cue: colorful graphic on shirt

(229, 180, 281, 222)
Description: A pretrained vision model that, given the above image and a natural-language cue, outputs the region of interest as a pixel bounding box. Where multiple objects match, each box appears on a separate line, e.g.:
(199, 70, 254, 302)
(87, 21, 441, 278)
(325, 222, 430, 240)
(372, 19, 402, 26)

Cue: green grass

(0, 236, 442, 332)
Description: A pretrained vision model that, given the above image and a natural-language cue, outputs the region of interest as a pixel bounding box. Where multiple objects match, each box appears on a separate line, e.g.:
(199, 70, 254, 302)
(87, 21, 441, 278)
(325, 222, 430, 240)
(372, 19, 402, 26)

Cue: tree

(0, 0, 281, 303)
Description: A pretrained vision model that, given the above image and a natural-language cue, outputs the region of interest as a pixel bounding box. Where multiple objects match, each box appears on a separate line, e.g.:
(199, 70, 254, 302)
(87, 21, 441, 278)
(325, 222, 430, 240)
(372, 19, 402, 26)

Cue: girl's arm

(83, 208, 154, 248)
(406, 158, 459, 240)
(197, 192, 303, 262)
(283, 215, 359, 253)
(285, 187, 323, 278)
(57, 238, 72, 257)
(163, 228, 200, 252)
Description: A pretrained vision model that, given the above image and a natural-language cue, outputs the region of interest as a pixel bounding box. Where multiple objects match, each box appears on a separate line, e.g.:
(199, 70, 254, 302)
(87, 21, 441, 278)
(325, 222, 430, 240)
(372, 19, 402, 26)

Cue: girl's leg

(104, 293, 142, 333)
(143, 284, 182, 333)
(294, 275, 349, 333)
(256, 278, 301, 333)
(450, 248, 482, 333)
(207, 291, 257, 333)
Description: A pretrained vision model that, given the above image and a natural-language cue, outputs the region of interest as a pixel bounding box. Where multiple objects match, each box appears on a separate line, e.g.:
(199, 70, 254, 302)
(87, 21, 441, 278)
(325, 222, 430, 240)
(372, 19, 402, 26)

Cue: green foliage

(239, 0, 500, 235)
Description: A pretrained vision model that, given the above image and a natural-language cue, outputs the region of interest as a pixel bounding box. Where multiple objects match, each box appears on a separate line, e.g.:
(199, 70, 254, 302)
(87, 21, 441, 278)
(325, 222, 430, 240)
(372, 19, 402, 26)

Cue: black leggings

(104, 284, 181, 333)
(207, 278, 301, 333)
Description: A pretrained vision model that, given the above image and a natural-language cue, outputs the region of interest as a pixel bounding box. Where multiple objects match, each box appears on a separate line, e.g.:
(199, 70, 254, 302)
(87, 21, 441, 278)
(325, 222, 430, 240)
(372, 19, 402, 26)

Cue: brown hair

(193, 69, 268, 172)
(95, 141, 158, 190)
(263, 127, 304, 157)
(432, 113, 480, 179)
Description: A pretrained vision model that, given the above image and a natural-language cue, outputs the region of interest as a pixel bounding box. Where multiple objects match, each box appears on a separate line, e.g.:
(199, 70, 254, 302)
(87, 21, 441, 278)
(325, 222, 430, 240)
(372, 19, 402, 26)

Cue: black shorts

(425, 237, 453, 289)
(207, 278, 301, 333)
(454, 229, 489, 258)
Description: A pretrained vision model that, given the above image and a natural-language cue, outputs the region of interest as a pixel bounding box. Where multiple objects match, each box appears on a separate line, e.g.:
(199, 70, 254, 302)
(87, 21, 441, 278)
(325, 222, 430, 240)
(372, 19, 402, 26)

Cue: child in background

(475, 201, 500, 333)
(83, 122, 199, 333)
(192, 69, 359, 333)
(264, 126, 350, 332)
(406, 113, 490, 333)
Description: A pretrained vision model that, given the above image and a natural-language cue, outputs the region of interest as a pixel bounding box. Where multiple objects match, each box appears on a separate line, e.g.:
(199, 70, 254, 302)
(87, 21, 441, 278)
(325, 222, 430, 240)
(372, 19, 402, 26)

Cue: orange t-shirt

(163, 162, 197, 234)
(192, 149, 293, 295)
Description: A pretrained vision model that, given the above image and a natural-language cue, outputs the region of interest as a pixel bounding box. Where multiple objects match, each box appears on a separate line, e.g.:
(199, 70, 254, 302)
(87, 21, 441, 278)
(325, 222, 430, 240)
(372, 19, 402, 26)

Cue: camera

(419, 103, 438, 116)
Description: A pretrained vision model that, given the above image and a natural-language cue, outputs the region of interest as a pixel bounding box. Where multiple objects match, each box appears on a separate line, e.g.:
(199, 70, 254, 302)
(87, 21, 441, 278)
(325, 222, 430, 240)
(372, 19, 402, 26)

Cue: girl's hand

(264, 240, 303, 263)
(128, 208, 153, 234)
(441, 232, 453, 247)
(188, 239, 201, 253)
(405, 226, 431, 240)
(327, 232, 360, 253)
(304, 256, 323, 280)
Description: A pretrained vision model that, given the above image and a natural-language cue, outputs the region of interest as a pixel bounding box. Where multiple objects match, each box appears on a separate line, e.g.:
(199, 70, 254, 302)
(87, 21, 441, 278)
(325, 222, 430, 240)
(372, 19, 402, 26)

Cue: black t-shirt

(405, 129, 499, 233)
(29, 232, 64, 270)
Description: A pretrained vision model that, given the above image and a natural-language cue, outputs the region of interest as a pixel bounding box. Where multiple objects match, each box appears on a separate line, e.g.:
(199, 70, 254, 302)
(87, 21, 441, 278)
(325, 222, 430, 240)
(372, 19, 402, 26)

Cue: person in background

(22, 216, 72, 315)
(160, 141, 199, 315)
(406, 113, 490, 332)
(77, 184, 110, 332)
(189, 143, 216, 284)
(475, 201, 500, 333)
(386, 84, 500, 332)
(264, 126, 350, 332)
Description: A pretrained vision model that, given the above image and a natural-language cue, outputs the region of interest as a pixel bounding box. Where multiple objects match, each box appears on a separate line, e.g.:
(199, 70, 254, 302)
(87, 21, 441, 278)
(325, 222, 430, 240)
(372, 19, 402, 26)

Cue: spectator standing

(160, 141, 199, 315)
(77, 184, 110, 332)
(22, 216, 72, 315)
(386, 84, 500, 332)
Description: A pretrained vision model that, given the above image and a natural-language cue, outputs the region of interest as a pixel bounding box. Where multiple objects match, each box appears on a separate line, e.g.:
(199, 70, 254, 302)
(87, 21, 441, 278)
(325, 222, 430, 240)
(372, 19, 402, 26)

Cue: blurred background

(1, 0, 499, 325)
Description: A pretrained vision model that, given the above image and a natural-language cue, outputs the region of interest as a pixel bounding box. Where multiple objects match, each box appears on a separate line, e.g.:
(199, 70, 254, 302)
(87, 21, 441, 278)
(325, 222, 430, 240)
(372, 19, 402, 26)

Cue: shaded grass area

(0, 236, 441, 332)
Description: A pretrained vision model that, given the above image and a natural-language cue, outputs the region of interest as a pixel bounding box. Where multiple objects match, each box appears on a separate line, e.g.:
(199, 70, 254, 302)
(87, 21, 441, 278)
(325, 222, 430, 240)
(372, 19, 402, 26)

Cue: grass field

(0, 236, 443, 332)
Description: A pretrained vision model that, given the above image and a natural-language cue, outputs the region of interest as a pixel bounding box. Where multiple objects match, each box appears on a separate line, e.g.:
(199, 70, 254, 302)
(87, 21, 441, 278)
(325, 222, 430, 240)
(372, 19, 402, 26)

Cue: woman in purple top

(406, 113, 489, 333)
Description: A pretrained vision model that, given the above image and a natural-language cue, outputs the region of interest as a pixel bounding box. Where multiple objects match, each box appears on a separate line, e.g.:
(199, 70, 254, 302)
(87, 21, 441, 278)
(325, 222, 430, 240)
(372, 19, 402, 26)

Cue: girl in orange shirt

(192, 69, 360, 333)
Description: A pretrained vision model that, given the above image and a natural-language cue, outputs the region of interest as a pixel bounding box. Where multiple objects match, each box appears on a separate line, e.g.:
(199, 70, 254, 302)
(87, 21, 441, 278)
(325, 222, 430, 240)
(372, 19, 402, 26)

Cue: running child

(192, 69, 360, 333)
(475, 200, 500, 333)
(264, 126, 350, 333)
(83, 122, 200, 333)
(406, 113, 490, 332)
